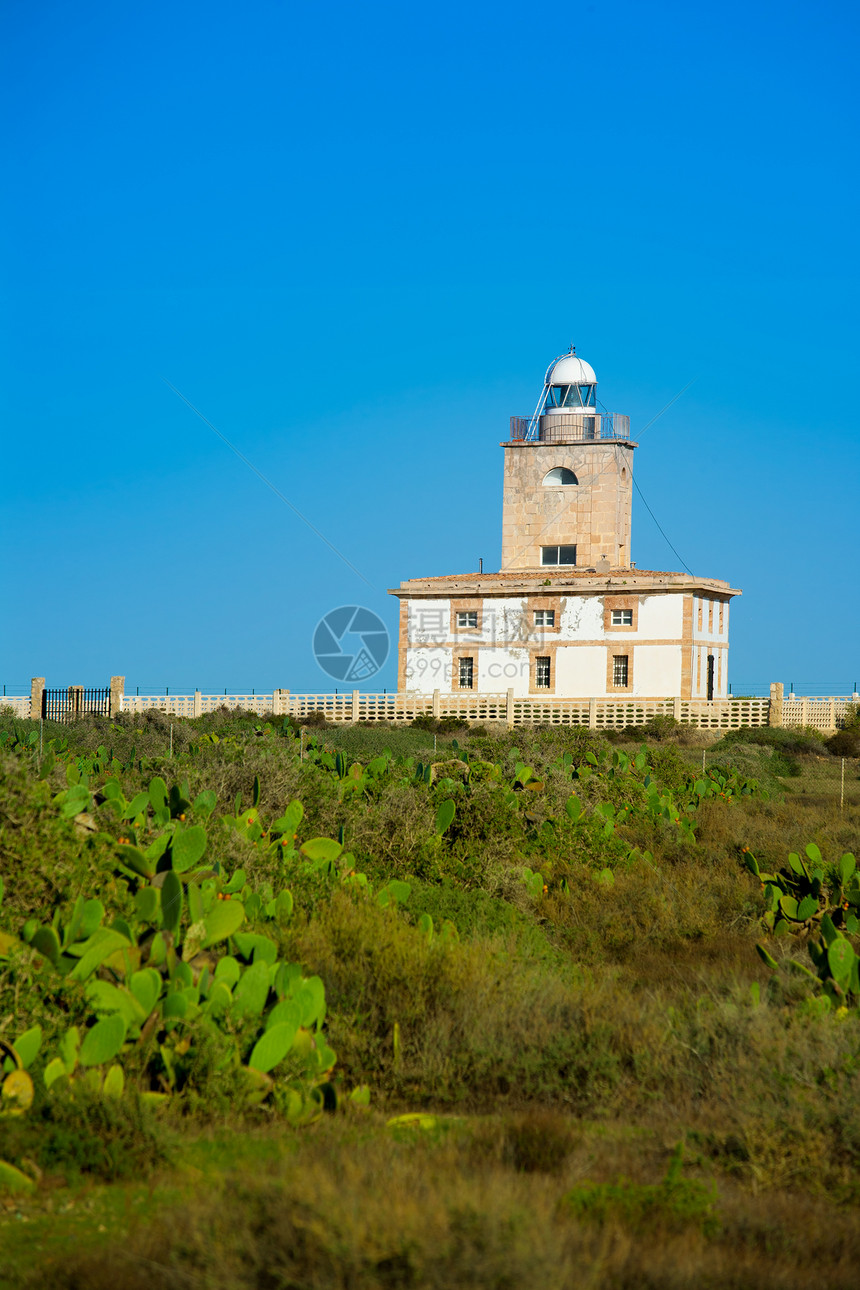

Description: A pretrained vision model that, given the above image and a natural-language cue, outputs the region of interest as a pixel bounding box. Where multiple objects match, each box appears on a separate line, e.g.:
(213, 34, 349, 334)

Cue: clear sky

(2, 0, 858, 698)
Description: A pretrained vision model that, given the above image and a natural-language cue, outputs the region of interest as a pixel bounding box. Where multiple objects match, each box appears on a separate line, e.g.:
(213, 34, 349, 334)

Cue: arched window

(543, 467, 578, 486)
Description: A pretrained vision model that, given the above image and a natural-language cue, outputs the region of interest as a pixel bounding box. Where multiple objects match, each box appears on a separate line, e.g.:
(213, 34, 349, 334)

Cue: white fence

(781, 697, 858, 732)
(111, 690, 800, 730)
(0, 696, 32, 719)
(510, 696, 773, 730)
(3, 687, 857, 731)
(122, 694, 274, 718)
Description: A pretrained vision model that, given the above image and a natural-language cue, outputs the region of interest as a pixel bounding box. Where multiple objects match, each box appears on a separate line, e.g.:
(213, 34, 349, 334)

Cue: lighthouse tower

(390, 345, 739, 701)
(501, 349, 635, 572)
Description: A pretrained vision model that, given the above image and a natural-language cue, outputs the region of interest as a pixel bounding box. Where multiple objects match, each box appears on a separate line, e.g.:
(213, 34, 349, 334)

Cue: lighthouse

(389, 347, 739, 701)
(502, 348, 634, 573)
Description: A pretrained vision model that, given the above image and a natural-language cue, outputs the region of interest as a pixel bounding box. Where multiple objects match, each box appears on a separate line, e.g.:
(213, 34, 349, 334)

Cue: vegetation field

(1, 705, 859, 1288)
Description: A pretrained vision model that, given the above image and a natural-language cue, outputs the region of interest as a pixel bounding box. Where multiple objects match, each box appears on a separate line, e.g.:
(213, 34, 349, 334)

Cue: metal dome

(548, 353, 597, 386)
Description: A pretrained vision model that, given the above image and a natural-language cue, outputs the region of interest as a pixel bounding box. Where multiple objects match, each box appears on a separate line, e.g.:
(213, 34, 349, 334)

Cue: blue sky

(2, 0, 858, 697)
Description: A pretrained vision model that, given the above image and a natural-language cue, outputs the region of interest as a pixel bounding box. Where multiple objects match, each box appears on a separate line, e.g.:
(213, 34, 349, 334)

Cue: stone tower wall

(501, 440, 635, 570)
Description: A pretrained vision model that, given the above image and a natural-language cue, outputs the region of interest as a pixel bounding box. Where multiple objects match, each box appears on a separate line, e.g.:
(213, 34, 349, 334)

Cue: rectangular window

(458, 656, 474, 689)
(610, 609, 633, 626)
(455, 611, 478, 629)
(534, 610, 555, 627)
(541, 545, 576, 566)
(535, 656, 551, 688)
(612, 655, 629, 687)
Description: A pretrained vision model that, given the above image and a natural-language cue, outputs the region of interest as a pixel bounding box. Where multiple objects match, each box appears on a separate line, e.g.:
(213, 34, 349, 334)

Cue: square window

(541, 545, 576, 566)
(459, 656, 474, 689)
(534, 610, 555, 627)
(611, 609, 633, 626)
(612, 655, 629, 687)
(535, 656, 551, 688)
(456, 611, 478, 629)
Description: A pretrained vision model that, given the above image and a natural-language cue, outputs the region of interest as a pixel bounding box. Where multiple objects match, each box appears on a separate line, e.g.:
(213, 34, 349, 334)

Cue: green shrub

(564, 1145, 719, 1235)
(0, 1084, 168, 1182)
(714, 726, 825, 757)
(826, 728, 860, 758)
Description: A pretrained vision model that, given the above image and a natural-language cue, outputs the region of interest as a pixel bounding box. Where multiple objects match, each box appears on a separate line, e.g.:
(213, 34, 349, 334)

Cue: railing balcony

(509, 412, 631, 443)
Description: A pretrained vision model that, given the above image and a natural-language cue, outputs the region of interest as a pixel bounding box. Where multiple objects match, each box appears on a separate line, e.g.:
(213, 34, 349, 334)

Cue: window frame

(542, 467, 579, 487)
(529, 645, 558, 693)
(604, 597, 638, 634)
(540, 544, 577, 567)
(534, 609, 555, 628)
(611, 654, 630, 689)
(535, 656, 551, 689)
(455, 610, 478, 630)
(458, 655, 474, 690)
(451, 599, 482, 636)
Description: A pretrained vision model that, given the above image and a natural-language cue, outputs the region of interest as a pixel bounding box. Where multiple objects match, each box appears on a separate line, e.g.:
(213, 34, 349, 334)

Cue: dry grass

(4, 716, 860, 1288)
(33, 1118, 860, 1290)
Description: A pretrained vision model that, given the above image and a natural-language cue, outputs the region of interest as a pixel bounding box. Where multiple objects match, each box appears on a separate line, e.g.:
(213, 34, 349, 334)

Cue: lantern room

(543, 350, 597, 413)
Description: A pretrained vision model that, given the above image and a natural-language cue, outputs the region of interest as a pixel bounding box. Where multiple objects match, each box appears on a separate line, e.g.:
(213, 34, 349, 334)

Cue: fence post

(271, 689, 282, 717)
(673, 696, 682, 722)
(588, 697, 598, 730)
(829, 698, 836, 730)
(30, 677, 45, 722)
(109, 676, 125, 719)
(506, 688, 515, 728)
(351, 690, 360, 724)
(432, 689, 441, 720)
(193, 691, 203, 718)
(801, 698, 809, 727)
(768, 682, 783, 728)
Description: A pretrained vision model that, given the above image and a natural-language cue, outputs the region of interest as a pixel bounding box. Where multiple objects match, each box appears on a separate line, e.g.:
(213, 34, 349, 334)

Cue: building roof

(389, 568, 741, 598)
(548, 353, 597, 386)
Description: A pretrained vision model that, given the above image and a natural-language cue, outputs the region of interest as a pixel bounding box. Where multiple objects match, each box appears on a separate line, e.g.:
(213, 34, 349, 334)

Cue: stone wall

(501, 440, 635, 570)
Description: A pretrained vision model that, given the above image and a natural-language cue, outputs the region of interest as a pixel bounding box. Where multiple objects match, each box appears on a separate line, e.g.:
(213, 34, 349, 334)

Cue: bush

(299, 709, 329, 727)
(826, 728, 860, 758)
(0, 1085, 169, 1183)
(411, 712, 438, 731)
(620, 715, 681, 741)
(714, 726, 825, 758)
(564, 1144, 718, 1236)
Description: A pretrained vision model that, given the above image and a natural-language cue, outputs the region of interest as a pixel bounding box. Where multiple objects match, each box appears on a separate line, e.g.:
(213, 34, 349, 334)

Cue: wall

(690, 593, 730, 698)
(501, 440, 634, 570)
(4, 682, 858, 732)
(402, 590, 692, 697)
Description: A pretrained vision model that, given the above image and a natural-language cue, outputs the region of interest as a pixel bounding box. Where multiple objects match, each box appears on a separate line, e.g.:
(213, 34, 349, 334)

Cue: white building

(390, 349, 740, 700)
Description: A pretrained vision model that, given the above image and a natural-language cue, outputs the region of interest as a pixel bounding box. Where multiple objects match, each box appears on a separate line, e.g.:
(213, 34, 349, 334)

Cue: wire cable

(630, 470, 694, 575)
(500, 376, 698, 571)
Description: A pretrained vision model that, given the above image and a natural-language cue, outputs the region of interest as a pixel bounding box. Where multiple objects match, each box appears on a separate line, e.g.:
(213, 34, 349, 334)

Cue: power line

(630, 470, 694, 575)
(500, 377, 698, 571)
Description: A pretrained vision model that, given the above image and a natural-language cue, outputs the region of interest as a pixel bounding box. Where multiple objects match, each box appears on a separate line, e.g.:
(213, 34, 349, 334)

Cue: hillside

(0, 708, 859, 1288)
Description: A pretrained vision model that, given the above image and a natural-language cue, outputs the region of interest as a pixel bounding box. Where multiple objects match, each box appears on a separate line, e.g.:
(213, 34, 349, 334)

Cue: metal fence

(41, 686, 110, 722)
(509, 412, 632, 443)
